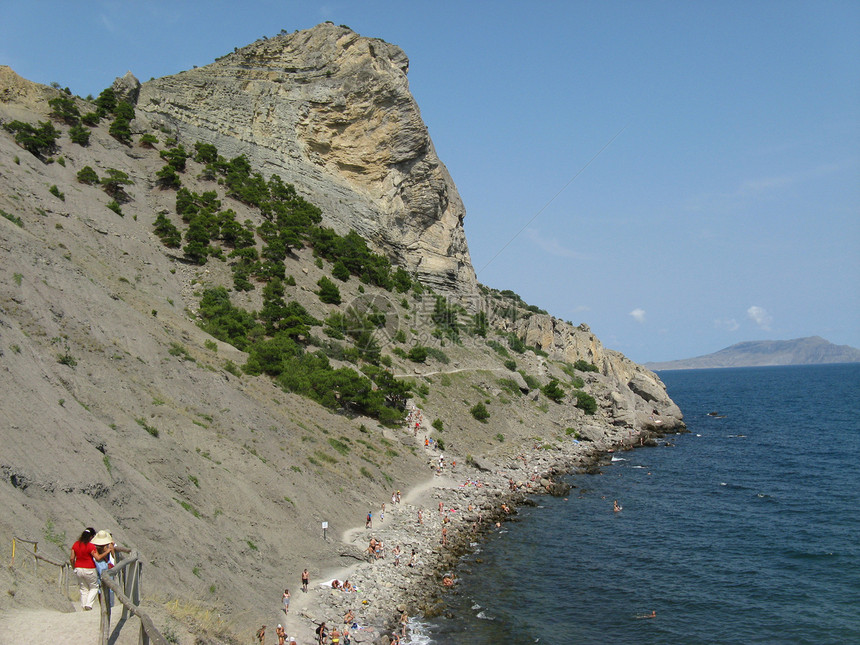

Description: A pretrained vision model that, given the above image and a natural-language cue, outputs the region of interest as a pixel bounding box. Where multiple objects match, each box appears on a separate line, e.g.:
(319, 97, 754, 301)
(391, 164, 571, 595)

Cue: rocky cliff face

(510, 314, 684, 431)
(136, 23, 476, 296)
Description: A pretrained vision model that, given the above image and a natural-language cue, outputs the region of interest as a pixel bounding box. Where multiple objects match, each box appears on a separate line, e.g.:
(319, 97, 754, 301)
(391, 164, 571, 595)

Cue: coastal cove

(419, 364, 860, 644)
(286, 413, 683, 644)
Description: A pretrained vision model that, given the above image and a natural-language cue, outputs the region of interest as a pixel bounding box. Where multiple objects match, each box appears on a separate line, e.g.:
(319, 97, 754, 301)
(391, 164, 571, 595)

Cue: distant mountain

(646, 336, 860, 371)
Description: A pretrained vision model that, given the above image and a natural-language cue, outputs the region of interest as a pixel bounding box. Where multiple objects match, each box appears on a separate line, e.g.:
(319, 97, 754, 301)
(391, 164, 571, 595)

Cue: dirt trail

(0, 606, 143, 645)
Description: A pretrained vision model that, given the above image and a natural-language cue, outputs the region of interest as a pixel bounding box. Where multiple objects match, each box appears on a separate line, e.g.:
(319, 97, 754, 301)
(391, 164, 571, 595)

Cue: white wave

(404, 617, 435, 645)
(611, 456, 626, 462)
(476, 610, 495, 620)
(471, 603, 481, 610)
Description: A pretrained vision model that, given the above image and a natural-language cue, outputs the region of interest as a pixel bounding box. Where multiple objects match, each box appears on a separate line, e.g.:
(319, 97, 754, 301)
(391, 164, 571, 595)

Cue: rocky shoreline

(289, 419, 683, 644)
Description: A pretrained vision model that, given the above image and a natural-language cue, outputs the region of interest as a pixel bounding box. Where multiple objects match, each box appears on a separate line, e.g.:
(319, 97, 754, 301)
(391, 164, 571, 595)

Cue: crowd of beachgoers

(254, 405, 645, 645)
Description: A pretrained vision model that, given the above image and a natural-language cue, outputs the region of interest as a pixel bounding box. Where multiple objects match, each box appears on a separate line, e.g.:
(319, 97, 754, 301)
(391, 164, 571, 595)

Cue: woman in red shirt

(70, 527, 99, 610)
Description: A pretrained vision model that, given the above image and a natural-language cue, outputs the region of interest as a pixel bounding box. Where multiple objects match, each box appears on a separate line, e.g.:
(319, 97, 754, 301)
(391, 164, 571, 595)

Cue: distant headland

(646, 336, 860, 371)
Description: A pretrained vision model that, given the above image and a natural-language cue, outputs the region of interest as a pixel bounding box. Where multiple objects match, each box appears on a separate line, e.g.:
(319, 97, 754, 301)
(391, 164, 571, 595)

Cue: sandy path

(0, 606, 143, 645)
(279, 473, 459, 643)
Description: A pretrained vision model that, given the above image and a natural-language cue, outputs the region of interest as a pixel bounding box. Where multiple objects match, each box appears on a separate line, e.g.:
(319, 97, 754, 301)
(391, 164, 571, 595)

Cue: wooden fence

(11, 535, 71, 596)
(98, 551, 168, 645)
(10, 537, 167, 645)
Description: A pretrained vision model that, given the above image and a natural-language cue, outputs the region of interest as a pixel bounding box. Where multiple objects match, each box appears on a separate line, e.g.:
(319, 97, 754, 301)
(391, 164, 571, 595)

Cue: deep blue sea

(415, 364, 860, 644)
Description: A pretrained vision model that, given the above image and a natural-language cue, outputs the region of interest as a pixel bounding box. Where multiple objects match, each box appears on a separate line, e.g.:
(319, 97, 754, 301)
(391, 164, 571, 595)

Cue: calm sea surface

(414, 364, 860, 644)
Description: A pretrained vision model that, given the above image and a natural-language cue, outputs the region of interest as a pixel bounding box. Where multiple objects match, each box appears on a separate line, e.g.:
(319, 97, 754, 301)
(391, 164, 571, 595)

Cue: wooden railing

(11, 536, 71, 597)
(98, 550, 169, 645)
(10, 538, 167, 645)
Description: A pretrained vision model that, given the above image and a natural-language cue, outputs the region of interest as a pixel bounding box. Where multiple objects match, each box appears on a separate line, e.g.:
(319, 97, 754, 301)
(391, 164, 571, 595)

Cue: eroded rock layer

(137, 23, 476, 295)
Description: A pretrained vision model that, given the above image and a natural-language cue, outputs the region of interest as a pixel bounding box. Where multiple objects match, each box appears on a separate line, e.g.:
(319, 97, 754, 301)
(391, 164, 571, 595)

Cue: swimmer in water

(635, 610, 657, 619)
(614, 500, 622, 512)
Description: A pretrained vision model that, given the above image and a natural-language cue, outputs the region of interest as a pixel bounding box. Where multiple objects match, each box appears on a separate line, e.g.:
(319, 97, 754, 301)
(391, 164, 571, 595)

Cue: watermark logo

(341, 293, 401, 350)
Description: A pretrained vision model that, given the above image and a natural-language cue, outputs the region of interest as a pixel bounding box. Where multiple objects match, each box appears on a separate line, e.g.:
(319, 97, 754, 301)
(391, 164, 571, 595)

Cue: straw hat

(91, 530, 113, 546)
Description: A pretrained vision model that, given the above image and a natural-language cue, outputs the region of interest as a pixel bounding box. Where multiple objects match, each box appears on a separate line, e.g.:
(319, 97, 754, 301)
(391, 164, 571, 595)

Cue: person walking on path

(302, 569, 309, 592)
(256, 624, 266, 644)
(366, 511, 372, 529)
(282, 588, 291, 614)
(70, 527, 99, 610)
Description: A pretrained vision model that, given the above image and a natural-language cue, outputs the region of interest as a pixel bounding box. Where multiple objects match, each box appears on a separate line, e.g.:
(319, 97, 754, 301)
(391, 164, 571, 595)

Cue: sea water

(414, 364, 860, 644)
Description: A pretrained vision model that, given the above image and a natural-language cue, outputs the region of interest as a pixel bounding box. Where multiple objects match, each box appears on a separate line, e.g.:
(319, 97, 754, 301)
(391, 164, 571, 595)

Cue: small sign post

(322, 521, 328, 541)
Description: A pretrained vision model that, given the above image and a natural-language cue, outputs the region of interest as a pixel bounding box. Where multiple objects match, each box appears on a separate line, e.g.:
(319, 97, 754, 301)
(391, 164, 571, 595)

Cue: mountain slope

(646, 336, 860, 370)
(0, 24, 683, 641)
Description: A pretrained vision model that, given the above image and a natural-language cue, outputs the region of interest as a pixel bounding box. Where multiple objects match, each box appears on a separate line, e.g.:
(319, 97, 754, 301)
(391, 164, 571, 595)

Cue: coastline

(285, 419, 681, 644)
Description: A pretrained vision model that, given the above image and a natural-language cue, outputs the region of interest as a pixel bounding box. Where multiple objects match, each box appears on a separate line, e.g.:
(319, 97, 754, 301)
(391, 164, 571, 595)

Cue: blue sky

(2, 1, 857, 362)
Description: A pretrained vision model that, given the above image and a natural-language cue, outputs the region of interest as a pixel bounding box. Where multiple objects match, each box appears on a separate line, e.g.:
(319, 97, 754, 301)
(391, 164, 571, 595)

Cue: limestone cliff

(509, 313, 684, 431)
(136, 23, 475, 295)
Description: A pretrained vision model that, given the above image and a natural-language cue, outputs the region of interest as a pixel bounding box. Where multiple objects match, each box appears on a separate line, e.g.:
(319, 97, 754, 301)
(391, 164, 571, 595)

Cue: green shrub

(136, 418, 159, 437)
(106, 200, 123, 216)
(519, 370, 541, 390)
(425, 346, 450, 364)
(506, 333, 526, 354)
(574, 359, 599, 373)
(1, 210, 24, 227)
(223, 360, 242, 377)
(48, 96, 80, 124)
(160, 145, 189, 172)
(504, 358, 517, 371)
(470, 310, 488, 337)
(140, 133, 158, 148)
(109, 116, 132, 144)
(498, 378, 522, 396)
(470, 402, 489, 422)
(432, 418, 444, 432)
(191, 141, 216, 164)
(156, 164, 182, 189)
(431, 296, 460, 341)
(573, 390, 598, 415)
(168, 342, 194, 361)
(317, 276, 342, 305)
(76, 165, 99, 185)
(486, 339, 510, 358)
(407, 345, 428, 363)
(153, 212, 182, 247)
(328, 438, 351, 456)
(95, 87, 117, 116)
(100, 168, 133, 202)
(4, 120, 60, 158)
(48, 185, 64, 201)
(69, 124, 90, 146)
(542, 379, 566, 403)
(332, 260, 350, 281)
(530, 345, 549, 357)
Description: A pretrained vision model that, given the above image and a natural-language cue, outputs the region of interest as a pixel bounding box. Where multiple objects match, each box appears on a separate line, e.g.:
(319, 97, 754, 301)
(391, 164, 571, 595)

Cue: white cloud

(629, 308, 646, 323)
(714, 317, 740, 332)
(747, 305, 773, 331)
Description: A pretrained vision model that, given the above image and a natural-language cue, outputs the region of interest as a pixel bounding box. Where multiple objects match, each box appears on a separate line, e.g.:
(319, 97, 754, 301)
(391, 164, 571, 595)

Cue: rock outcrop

(510, 314, 684, 431)
(136, 23, 476, 296)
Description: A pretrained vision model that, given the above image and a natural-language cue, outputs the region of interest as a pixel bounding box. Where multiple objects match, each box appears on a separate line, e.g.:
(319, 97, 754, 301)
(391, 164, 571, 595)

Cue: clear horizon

(2, 1, 857, 363)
